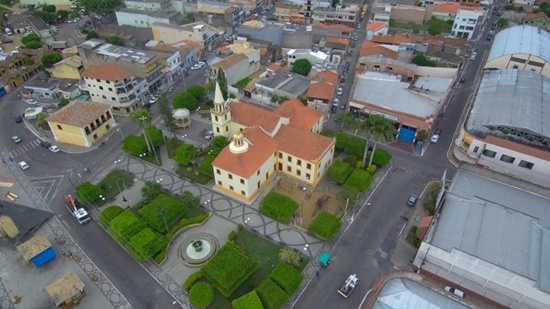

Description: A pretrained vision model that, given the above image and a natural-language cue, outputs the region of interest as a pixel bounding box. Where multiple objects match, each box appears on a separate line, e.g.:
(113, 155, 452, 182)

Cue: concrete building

(235, 20, 313, 49)
(209, 42, 261, 85)
(451, 7, 485, 40)
(485, 25, 550, 76)
(210, 84, 334, 203)
(145, 42, 188, 83)
(306, 72, 336, 112)
(152, 21, 223, 52)
(366, 22, 389, 41)
(255, 69, 311, 100)
(77, 39, 165, 92)
(431, 3, 461, 21)
(80, 64, 142, 114)
(19, 0, 71, 7)
(7, 14, 52, 40)
(46, 55, 84, 80)
(286, 49, 328, 66)
(312, 4, 359, 28)
(414, 167, 550, 309)
(389, 5, 430, 25)
(0, 50, 42, 92)
(115, 8, 183, 28)
(350, 70, 455, 143)
(194, 6, 244, 29)
(123, 0, 172, 11)
(274, 2, 306, 24)
(47, 101, 115, 148)
(455, 69, 550, 185)
(227, 0, 260, 12)
(422, 35, 468, 66)
(312, 23, 353, 43)
(522, 12, 550, 30)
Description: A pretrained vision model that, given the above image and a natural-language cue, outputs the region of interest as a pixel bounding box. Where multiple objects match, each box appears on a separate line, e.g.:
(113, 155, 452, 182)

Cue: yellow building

(47, 101, 115, 147)
(46, 55, 84, 80)
(211, 83, 335, 204)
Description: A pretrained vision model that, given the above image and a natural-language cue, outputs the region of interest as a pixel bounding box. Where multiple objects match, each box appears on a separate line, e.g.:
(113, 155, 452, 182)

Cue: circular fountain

(179, 233, 218, 266)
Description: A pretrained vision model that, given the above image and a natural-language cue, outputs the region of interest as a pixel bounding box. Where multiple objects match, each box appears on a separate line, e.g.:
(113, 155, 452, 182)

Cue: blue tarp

(30, 247, 56, 267)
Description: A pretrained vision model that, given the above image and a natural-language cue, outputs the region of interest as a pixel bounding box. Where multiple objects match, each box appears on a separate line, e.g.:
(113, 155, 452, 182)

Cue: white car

(149, 96, 159, 103)
(469, 52, 477, 61)
(191, 64, 201, 70)
(337, 87, 343, 95)
(18, 161, 29, 170)
(205, 130, 214, 140)
(198, 61, 206, 67)
(48, 145, 61, 153)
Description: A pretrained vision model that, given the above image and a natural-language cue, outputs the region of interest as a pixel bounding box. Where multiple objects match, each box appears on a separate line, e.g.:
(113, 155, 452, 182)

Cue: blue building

(17, 234, 57, 267)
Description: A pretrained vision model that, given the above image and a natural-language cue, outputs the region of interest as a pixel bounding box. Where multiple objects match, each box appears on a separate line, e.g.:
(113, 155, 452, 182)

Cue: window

(57, 124, 63, 130)
(108, 88, 113, 92)
(241, 190, 245, 195)
(257, 170, 260, 175)
(215, 115, 218, 122)
(528, 60, 544, 67)
(225, 126, 228, 131)
(106, 124, 110, 130)
(297, 170, 301, 176)
(482, 149, 497, 158)
(240, 179, 245, 184)
(473, 146, 479, 153)
(500, 154, 515, 163)
(518, 160, 534, 169)
(307, 163, 312, 170)
(111, 97, 116, 101)
(510, 56, 526, 64)
(287, 156, 292, 162)
(279, 153, 282, 158)
(228, 174, 233, 180)
(216, 127, 220, 133)
(99, 86, 104, 90)
(297, 159, 302, 166)
(306, 173, 311, 179)
(512, 65, 519, 69)
(217, 180, 222, 185)
(216, 169, 221, 175)
(102, 95, 107, 99)
(93, 133, 98, 139)
(287, 166, 292, 172)
(229, 185, 234, 191)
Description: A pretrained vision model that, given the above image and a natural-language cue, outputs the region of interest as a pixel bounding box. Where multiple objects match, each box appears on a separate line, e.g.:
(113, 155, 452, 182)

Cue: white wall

(116, 11, 175, 28)
(451, 9, 485, 40)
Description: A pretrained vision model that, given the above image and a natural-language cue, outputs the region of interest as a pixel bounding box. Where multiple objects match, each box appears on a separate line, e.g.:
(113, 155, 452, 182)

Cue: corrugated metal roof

(17, 234, 52, 261)
(487, 25, 550, 63)
(467, 69, 550, 139)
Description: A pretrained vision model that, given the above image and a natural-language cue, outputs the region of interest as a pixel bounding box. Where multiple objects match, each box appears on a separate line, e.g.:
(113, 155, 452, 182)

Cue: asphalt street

(0, 67, 208, 309)
(293, 1, 505, 308)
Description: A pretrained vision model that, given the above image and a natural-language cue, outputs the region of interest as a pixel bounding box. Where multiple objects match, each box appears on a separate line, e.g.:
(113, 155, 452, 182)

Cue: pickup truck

(338, 274, 359, 298)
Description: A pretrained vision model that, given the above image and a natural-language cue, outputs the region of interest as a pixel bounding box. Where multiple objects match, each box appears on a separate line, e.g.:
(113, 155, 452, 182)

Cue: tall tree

(338, 112, 360, 134)
(131, 108, 152, 152)
(216, 69, 228, 100)
(158, 96, 178, 138)
(293, 59, 312, 76)
(364, 114, 396, 167)
(77, 0, 121, 14)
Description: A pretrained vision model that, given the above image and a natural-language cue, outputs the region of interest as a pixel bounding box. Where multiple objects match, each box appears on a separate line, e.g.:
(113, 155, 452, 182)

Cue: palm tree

(338, 112, 360, 135)
(364, 114, 396, 167)
(131, 108, 152, 152)
(36, 112, 48, 130)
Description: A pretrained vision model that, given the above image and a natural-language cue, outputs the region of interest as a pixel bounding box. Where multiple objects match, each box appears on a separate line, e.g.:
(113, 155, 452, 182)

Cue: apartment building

(451, 7, 485, 39)
(152, 21, 223, 52)
(312, 4, 359, 28)
(115, 8, 183, 28)
(209, 42, 261, 85)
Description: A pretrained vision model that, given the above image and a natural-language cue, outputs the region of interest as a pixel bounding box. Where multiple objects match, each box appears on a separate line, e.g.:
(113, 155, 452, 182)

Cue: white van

(4, 28, 13, 36)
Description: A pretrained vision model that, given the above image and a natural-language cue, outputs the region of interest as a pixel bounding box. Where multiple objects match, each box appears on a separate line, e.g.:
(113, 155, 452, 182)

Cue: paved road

(294, 0, 505, 308)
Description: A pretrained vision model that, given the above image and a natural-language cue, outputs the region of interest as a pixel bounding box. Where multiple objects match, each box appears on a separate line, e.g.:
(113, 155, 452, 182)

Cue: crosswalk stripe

(31, 140, 40, 147)
(0, 182, 14, 188)
(20, 145, 28, 152)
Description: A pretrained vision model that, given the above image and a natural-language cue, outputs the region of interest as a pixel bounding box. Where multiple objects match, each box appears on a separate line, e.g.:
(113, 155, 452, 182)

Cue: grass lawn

(233, 77, 251, 90)
(134, 148, 162, 166)
(176, 165, 212, 185)
(205, 229, 309, 308)
(96, 170, 135, 206)
(390, 21, 428, 31)
(166, 137, 183, 159)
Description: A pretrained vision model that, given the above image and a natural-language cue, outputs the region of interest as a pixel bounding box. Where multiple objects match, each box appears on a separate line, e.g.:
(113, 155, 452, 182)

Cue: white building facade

(451, 8, 485, 40)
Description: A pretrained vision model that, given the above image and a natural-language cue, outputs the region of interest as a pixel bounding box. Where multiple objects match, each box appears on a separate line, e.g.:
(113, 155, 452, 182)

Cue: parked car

(14, 115, 23, 123)
(168, 86, 174, 93)
(430, 128, 442, 143)
(445, 286, 465, 298)
(143, 103, 152, 110)
(11, 135, 21, 144)
(205, 130, 214, 140)
(48, 145, 61, 153)
(469, 52, 477, 61)
(191, 64, 201, 70)
(407, 194, 418, 207)
(149, 96, 159, 103)
(40, 140, 52, 148)
(18, 161, 29, 170)
(337, 87, 343, 95)
(25, 98, 38, 105)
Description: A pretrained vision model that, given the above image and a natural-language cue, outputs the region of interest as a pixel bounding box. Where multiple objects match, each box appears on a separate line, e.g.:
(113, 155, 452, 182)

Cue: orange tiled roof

(325, 36, 350, 45)
(260, 48, 267, 56)
(366, 22, 389, 32)
(171, 39, 203, 51)
(267, 63, 283, 72)
(306, 82, 335, 101)
(422, 35, 468, 48)
(524, 12, 549, 20)
(433, 4, 460, 14)
(313, 70, 338, 84)
(275, 99, 324, 131)
(372, 35, 416, 45)
(311, 22, 353, 32)
(274, 125, 334, 161)
(360, 41, 398, 59)
(229, 102, 282, 133)
(212, 127, 279, 178)
(47, 101, 110, 127)
(82, 64, 130, 81)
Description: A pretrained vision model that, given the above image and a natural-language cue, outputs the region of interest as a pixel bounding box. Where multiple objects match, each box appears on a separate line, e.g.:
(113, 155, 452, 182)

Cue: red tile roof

(306, 82, 335, 101)
(260, 48, 267, 56)
(267, 63, 283, 72)
(229, 102, 282, 133)
(325, 36, 350, 45)
(82, 64, 130, 81)
(524, 12, 550, 20)
(360, 41, 398, 58)
(274, 125, 334, 161)
(212, 127, 279, 178)
(47, 101, 111, 127)
(433, 4, 460, 14)
(366, 22, 389, 32)
(372, 35, 416, 45)
(275, 99, 324, 131)
(311, 22, 353, 32)
(313, 70, 338, 84)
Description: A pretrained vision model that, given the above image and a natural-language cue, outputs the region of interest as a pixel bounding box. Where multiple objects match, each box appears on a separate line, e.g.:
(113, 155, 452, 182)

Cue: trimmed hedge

(256, 278, 289, 309)
(269, 262, 304, 295)
(202, 241, 259, 297)
(122, 135, 147, 156)
(327, 161, 353, 184)
(166, 212, 210, 239)
(345, 136, 366, 159)
(260, 192, 299, 224)
(232, 290, 264, 309)
(366, 165, 377, 174)
(99, 205, 124, 228)
(372, 148, 392, 167)
(108, 210, 146, 244)
(128, 228, 167, 262)
(333, 132, 350, 150)
(198, 154, 216, 177)
(308, 211, 342, 242)
(345, 169, 373, 192)
(75, 182, 103, 205)
(183, 271, 205, 292)
(138, 194, 187, 233)
(188, 282, 214, 309)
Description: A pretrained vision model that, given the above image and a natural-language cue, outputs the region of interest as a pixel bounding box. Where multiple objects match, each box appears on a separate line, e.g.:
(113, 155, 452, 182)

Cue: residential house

(306, 74, 336, 112)
(357, 41, 399, 64)
(210, 84, 334, 203)
(77, 39, 165, 92)
(47, 101, 115, 148)
(194, 6, 244, 29)
(357, 58, 419, 79)
(523, 12, 550, 30)
(451, 7, 485, 39)
(235, 21, 313, 50)
(145, 42, 185, 83)
(152, 22, 223, 52)
(80, 64, 142, 114)
(422, 35, 468, 66)
(23, 79, 59, 99)
(431, 3, 461, 22)
(227, 0, 259, 12)
(286, 49, 329, 66)
(390, 5, 430, 25)
(209, 42, 261, 85)
(368, 36, 415, 62)
(366, 22, 389, 41)
(0, 49, 42, 92)
(321, 36, 349, 50)
(46, 55, 84, 80)
(370, 3, 391, 23)
(274, 2, 306, 24)
(312, 4, 358, 28)
(171, 40, 202, 66)
(20, 0, 72, 6)
(55, 80, 82, 100)
(123, 0, 172, 11)
(311, 23, 353, 43)
(115, 8, 183, 28)
(7, 14, 52, 40)
(255, 69, 311, 101)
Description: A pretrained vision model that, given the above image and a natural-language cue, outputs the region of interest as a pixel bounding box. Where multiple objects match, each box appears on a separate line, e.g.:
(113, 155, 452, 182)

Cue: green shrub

(269, 262, 304, 295)
(232, 290, 264, 309)
(166, 212, 210, 239)
(333, 132, 350, 150)
(128, 228, 168, 262)
(122, 135, 147, 156)
(345, 136, 366, 158)
(372, 148, 392, 167)
(260, 192, 299, 224)
(339, 184, 360, 205)
(202, 241, 259, 297)
(343, 154, 358, 167)
(425, 202, 435, 214)
(99, 205, 124, 228)
(183, 271, 204, 292)
(198, 154, 216, 177)
(154, 250, 166, 264)
(366, 165, 377, 174)
(256, 278, 289, 309)
(228, 230, 236, 241)
(74, 182, 103, 205)
(138, 194, 188, 233)
(144, 125, 164, 147)
(188, 282, 214, 309)
(344, 169, 373, 192)
(108, 210, 146, 245)
(355, 161, 363, 168)
(327, 161, 353, 184)
(308, 211, 342, 242)
(320, 128, 333, 137)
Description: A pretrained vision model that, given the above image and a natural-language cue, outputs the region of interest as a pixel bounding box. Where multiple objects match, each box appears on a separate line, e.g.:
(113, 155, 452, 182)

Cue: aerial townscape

(1, 0, 550, 307)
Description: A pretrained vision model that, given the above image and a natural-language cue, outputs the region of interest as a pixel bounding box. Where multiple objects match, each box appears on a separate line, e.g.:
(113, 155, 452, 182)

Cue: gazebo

(173, 108, 191, 128)
(16, 234, 56, 267)
(46, 271, 86, 308)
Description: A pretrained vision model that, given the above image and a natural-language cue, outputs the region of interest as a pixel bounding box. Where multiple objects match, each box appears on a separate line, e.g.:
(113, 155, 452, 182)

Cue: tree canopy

(216, 69, 228, 100)
(412, 54, 437, 67)
(173, 144, 200, 166)
(86, 31, 98, 40)
(187, 84, 206, 100)
(21, 33, 43, 49)
(173, 92, 198, 110)
(293, 59, 312, 76)
(41, 53, 62, 68)
(106, 36, 124, 46)
(427, 17, 453, 35)
(77, 0, 122, 14)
